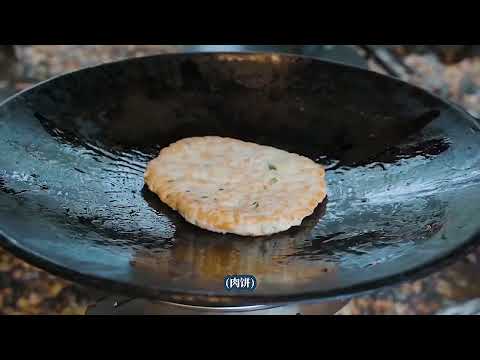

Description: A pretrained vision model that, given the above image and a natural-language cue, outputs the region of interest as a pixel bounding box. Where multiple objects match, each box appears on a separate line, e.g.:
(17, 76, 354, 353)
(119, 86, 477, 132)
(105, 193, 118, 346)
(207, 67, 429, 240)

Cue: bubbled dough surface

(144, 137, 327, 236)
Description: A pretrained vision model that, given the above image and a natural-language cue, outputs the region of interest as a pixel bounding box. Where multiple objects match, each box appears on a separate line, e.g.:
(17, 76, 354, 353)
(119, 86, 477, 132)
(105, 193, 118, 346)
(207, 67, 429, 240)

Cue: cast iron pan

(1, 52, 480, 307)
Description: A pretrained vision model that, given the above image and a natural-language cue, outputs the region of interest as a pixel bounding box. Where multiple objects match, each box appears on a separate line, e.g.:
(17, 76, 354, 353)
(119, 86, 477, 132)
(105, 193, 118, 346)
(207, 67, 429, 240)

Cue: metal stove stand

(86, 296, 349, 315)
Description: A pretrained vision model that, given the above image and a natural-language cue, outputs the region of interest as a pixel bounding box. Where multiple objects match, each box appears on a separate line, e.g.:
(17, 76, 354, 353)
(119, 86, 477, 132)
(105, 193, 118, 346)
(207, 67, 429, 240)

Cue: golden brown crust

(144, 137, 327, 236)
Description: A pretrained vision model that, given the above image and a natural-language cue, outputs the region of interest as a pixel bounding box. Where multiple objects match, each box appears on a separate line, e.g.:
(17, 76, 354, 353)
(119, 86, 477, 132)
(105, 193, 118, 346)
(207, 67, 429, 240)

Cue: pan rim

(2, 50, 478, 127)
(1, 226, 480, 307)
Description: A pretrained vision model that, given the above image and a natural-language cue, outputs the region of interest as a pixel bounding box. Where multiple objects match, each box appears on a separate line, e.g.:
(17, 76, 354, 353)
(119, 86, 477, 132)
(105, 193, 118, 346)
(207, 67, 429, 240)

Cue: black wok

(1, 52, 479, 307)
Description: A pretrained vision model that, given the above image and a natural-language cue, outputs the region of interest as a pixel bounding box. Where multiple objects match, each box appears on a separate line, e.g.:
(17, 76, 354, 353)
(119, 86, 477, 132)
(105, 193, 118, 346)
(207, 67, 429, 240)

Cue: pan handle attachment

(447, 100, 480, 131)
(470, 113, 480, 128)
(461, 107, 480, 131)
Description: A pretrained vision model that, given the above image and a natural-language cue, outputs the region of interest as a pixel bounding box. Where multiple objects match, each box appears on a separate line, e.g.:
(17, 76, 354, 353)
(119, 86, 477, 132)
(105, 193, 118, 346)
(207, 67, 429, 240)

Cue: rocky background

(1, 45, 480, 315)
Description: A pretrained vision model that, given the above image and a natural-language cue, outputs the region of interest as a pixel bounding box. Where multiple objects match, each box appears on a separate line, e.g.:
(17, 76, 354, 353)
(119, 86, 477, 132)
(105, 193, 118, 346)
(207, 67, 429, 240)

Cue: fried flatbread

(144, 137, 326, 236)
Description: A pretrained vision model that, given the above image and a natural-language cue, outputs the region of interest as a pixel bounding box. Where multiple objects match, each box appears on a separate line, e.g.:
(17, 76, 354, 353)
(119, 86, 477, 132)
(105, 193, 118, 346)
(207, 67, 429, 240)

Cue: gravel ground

(14, 45, 183, 82)
(1, 45, 480, 315)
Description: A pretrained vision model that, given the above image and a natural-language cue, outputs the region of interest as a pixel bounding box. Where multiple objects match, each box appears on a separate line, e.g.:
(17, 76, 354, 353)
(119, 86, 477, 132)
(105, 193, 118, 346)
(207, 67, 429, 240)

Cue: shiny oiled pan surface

(1, 53, 480, 306)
